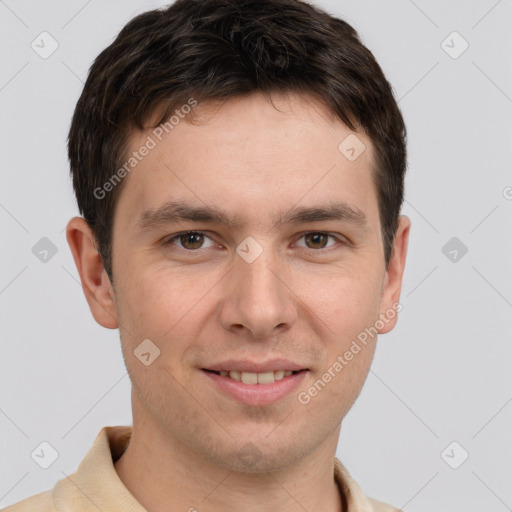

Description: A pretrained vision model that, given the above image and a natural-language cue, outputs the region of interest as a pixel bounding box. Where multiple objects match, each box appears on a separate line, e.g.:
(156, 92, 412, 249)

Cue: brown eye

(178, 232, 204, 250)
(165, 231, 216, 251)
(303, 232, 329, 249)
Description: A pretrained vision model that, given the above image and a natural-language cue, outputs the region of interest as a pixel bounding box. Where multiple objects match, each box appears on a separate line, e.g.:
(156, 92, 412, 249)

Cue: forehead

(115, 92, 379, 229)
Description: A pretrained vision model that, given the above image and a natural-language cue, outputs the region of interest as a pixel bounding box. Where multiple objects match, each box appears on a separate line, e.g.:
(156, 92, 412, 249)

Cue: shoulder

(334, 457, 402, 512)
(2, 489, 56, 512)
(367, 495, 403, 511)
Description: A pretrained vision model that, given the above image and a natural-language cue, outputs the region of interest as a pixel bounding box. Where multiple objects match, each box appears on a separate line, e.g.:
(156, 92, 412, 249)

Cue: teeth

(241, 372, 258, 384)
(216, 370, 298, 384)
(229, 370, 241, 381)
(257, 372, 275, 384)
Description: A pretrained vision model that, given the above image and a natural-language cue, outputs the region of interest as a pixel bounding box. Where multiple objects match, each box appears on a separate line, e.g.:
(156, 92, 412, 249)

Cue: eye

(164, 231, 217, 251)
(163, 230, 344, 253)
(295, 232, 341, 250)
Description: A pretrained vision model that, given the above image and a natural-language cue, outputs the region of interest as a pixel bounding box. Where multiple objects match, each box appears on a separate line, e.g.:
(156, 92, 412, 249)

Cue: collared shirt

(4, 426, 401, 512)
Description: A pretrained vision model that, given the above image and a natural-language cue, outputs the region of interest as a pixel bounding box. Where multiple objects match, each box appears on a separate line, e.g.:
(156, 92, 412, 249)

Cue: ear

(378, 215, 411, 334)
(66, 217, 118, 329)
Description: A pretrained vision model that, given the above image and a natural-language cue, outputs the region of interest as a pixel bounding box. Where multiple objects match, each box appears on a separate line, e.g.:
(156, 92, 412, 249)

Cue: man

(5, 0, 410, 510)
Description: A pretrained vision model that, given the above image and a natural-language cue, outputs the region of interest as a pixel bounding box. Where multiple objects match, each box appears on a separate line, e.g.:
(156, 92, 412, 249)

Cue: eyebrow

(137, 200, 367, 232)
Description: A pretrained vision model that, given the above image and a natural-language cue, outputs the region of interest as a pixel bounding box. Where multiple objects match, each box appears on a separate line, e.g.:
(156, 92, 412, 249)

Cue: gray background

(1, 0, 511, 510)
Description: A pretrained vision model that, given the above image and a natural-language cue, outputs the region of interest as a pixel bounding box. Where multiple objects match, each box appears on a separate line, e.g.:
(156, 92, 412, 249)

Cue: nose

(219, 247, 298, 340)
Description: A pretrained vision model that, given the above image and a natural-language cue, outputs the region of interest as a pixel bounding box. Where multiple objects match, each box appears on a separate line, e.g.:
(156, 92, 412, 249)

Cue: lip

(202, 369, 308, 406)
(203, 358, 308, 373)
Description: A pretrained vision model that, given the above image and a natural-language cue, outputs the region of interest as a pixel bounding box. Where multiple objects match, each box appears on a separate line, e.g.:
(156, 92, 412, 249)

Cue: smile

(201, 368, 308, 406)
(205, 369, 296, 384)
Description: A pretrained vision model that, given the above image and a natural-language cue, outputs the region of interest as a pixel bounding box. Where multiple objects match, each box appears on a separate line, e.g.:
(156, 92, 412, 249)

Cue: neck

(114, 398, 343, 512)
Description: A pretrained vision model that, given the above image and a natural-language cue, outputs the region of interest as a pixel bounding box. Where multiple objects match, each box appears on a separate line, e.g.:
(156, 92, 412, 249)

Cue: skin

(67, 91, 410, 512)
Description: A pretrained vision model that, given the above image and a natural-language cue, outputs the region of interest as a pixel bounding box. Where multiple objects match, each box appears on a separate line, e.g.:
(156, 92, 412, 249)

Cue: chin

(198, 432, 313, 474)
(217, 447, 303, 474)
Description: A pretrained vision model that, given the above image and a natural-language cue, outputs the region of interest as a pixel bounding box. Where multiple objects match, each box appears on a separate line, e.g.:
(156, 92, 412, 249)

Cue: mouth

(202, 368, 302, 384)
(200, 367, 308, 406)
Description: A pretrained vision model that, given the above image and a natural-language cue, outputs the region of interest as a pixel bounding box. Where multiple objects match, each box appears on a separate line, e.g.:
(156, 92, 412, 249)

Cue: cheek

(296, 279, 380, 416)
(301, 343, 375, 424)
(115, 264, 220, 345)
(294, 269, 382, 398)
(298, 267, 383, 331)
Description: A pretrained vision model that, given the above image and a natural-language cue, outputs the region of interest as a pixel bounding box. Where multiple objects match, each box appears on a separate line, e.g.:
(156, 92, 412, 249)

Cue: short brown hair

(68, 0, 407, 280)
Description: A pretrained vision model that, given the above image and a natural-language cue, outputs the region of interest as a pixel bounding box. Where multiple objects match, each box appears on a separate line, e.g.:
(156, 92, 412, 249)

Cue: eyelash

(162, 231, 346, 254)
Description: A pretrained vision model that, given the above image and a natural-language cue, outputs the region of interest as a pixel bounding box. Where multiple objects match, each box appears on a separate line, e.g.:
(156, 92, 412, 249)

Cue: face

(69, 92, 409, 473)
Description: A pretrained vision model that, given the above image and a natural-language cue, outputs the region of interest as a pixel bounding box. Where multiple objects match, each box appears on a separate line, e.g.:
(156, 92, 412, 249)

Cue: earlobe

(378, 215, 411, 335)
(66, 217, 119, 329)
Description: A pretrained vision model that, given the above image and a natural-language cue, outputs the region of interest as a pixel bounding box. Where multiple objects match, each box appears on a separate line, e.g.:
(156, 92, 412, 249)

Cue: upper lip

(203, 358, 308, 373)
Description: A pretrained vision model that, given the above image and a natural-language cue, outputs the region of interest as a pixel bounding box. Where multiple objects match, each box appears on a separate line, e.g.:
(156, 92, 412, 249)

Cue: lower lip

(202, 370, 308, 406)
